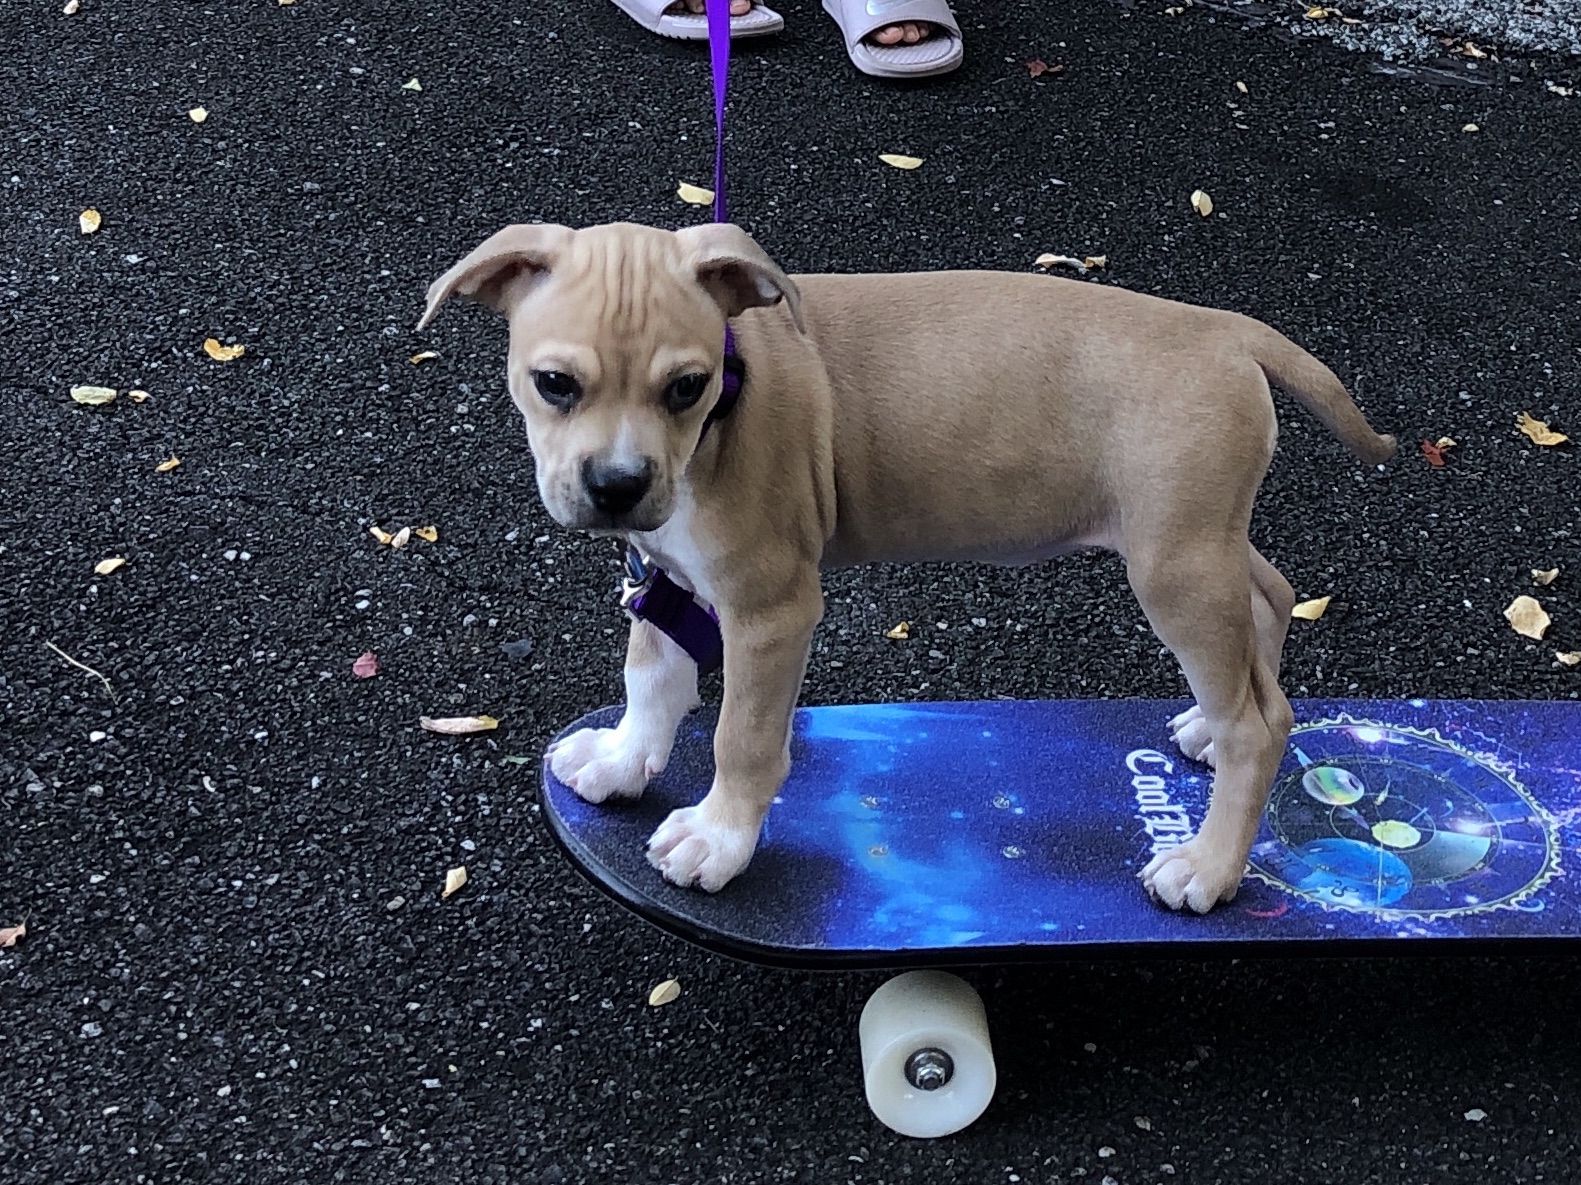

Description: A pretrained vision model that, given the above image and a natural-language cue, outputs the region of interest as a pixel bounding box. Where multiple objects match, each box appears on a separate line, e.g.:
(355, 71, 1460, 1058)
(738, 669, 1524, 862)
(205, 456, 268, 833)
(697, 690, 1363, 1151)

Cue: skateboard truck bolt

(905, 1048, 954, 1092)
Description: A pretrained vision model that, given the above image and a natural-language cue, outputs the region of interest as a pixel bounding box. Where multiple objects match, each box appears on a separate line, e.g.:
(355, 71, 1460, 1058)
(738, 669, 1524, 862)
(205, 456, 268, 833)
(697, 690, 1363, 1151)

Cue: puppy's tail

(1247, 321, 1397, 467)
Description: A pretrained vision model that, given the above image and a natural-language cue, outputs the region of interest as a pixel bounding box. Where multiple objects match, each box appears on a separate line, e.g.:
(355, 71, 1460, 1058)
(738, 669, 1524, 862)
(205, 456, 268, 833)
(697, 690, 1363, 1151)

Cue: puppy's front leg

(547, 619, 700, 804)
(647, 576, 822, 891)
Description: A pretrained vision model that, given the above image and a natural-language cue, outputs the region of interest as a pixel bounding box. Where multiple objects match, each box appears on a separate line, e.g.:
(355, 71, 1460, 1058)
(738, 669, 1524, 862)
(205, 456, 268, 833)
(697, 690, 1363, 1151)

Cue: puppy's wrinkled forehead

(545, 224, 719, 344)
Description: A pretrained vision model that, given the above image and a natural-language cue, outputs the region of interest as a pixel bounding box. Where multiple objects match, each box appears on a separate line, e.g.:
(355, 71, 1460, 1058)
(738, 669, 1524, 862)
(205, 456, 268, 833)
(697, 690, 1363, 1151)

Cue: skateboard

(540, 698, 1581, 1136)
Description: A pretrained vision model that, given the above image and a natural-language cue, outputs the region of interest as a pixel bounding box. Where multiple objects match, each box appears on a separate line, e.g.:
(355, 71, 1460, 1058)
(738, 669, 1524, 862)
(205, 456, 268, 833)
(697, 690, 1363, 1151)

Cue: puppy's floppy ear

(677, 223, 805, 334)
(417, 223, 573, 330)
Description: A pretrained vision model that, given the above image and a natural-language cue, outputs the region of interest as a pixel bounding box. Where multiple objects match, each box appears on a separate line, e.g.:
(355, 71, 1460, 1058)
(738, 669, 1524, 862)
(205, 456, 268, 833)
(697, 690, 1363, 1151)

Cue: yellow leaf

(442, 866, 467, 899)
(70, 385, 117, 405)
(129, 389, 151, 403)
(79, 208, 102, 235)
(279, 0, 297, 5)
(1291, 596, 1331, 621)
(155, 456, 181, 473)
(369, 525, 394, 545)
(1557, 651, 1581, 667)
(420, 714, 500, 735)
(203, 338, 246, 362)
(676, 181, 715, 206)
(94, 557, 126, 575)
(885, 621, 912, 640)
(409, 350, 440, 365)
(1532, 568, 1559, 587)
(1516, 412, 1568, 446)
(1504, 595, 1550, 641)
(1235, 80, 1248, 94)
(1435, 436, 1457, 449)
(1460, 41, 1488, 59)
(1083, 254, 1108, 270)
(414, 525, 439, 543)
(189, 106, 209, 124)
(879, 153, 924, 170)
(402, 78, 423, 92)
(1304, 6, 1332, 18)
(390, 525, 412, 549)
(648, 979, 682, 1007)
(0, 921, 24, 948)
(1190, 189, 1214, 217)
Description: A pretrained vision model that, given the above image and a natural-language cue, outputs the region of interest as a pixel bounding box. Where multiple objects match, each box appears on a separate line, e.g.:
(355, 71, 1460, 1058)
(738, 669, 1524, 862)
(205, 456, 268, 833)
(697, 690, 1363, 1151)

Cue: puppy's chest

(629, 500, 715, 604)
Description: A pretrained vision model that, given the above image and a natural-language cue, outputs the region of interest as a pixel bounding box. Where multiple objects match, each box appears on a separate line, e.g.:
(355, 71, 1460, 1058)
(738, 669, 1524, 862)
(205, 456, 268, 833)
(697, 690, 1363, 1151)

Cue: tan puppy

(420, 221, 1395, 914)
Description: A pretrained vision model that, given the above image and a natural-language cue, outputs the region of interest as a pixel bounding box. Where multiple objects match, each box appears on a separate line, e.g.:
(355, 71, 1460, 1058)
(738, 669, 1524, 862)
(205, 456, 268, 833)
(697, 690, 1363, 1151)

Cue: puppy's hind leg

(1168, 545, 1294, 766)
(1129, 542, 1294, 913)
(548, 618, 701, 804)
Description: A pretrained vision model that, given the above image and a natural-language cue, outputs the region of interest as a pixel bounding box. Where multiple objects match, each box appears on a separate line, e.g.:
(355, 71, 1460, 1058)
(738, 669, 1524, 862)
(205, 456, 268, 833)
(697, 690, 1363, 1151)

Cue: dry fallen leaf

(94, 557, 126, 576)
(1548, 83, 1576, 98)
(402, 78, 423, 92)
(879, 153, 924, 170)
(70, 385, 117, 405)
(1304, 6, 1334, 19)
(648, 978, 682, 1007)
(1235, 80, 1249, 94)
(390, 525, 412, 550)
(0, 921, 24, 949)
(1026, 58, 1049, 77)
(1291, 596, 1331, 621)
(442, 866, 467, 899)
(1420, 439, 1447, 468)
(128, 389, 150, 403)
(203, 338, 246, 362)
(1459, 41, 1488, 60)
(885, 621, 912, 640)
(369, 525, 394, 545)
(420, 714, 500, 735)
(1435, 436, 1457, 450)
(676, 181, 715, 206)
(79, 208, 102, 235)
(1190, 189, 1214, 217)
(155, 456, 181, 473)
(279, 0, 297, 5)
(414, 525, 439, 543)
(409, 350, 439, 365)
(352, 651, 379, 679)
(1557, 651, 1581, 667)
(1035, 253, 1086, 271)
(189, 106, 209, 124)
(1516, 412, 1568, 447)
(1462, 123, 1480, 133)
(1083, 254, 1108, 270)
(1504, 595, 1550, 641)
(1532, 568, 1559, 587)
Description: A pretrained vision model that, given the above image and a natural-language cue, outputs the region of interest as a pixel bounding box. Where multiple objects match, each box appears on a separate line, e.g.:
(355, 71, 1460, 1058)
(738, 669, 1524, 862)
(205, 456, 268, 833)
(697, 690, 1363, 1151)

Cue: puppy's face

(420, 222, 802, 534)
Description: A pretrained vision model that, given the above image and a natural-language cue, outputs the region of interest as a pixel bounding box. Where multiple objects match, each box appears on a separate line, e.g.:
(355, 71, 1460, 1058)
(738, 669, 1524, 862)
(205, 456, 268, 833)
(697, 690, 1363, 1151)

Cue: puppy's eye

(532, 370, 581, 409)
(665, 372, 710, 413)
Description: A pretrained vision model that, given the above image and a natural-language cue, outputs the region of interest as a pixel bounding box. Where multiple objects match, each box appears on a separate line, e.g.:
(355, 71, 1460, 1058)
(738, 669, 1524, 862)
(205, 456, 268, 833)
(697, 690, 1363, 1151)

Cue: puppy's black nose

(582, 457, 655, 516)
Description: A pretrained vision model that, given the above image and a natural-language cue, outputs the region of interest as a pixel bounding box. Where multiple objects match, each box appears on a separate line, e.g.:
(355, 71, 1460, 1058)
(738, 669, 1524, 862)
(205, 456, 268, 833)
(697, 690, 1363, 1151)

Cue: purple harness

(621, 0, 739, 674)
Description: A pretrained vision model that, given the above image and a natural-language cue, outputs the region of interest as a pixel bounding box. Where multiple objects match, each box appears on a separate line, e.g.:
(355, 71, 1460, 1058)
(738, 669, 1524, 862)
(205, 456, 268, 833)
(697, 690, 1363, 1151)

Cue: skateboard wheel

(858, 971, 995, 1138)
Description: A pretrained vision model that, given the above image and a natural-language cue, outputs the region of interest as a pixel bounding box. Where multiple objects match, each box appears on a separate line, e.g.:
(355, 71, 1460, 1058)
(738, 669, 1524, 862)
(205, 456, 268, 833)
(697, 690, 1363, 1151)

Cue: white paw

(1139, 839, 1244, 914)
(647, 803, 759, 892)
(1168, 704, 1216, 768)
(546, 726, 663, 804)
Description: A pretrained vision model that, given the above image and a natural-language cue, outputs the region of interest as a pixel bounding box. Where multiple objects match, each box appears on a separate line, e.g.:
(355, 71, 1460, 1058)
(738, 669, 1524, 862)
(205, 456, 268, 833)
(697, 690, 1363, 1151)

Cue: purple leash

(620, 0, 739, 674)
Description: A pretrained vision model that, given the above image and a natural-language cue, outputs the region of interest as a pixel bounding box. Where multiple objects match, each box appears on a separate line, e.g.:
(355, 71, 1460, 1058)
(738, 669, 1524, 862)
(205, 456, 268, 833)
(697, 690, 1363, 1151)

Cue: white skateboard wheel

(858, 970, 996, 1138)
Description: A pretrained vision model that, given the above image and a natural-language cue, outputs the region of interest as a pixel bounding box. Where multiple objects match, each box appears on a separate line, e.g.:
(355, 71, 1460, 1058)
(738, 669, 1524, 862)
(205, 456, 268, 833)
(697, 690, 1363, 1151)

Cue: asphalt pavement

(3, 1, 1580, 1182)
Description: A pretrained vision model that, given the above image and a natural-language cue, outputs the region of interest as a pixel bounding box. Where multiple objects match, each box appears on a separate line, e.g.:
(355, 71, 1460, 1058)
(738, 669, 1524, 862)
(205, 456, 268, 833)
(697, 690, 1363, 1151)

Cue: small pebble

(386, 896, 406, 912)
(81, 1022, 103, 1038)
(88, 730, 107, 743)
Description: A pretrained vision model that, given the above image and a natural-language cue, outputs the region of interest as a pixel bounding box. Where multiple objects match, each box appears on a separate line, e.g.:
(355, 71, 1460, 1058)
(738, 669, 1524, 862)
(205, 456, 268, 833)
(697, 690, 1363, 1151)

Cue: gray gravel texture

(2, 1, 1579, 1183)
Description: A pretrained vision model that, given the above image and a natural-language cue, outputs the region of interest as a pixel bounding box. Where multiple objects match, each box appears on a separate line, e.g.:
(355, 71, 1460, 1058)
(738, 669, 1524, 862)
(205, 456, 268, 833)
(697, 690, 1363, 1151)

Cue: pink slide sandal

(822, 0, 963, 78)
(610, 0, 784, 40)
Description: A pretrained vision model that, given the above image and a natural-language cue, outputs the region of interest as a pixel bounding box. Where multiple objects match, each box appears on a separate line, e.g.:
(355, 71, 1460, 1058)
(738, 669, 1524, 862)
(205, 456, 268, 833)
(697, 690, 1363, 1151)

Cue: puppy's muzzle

(582, 456, 656, 521)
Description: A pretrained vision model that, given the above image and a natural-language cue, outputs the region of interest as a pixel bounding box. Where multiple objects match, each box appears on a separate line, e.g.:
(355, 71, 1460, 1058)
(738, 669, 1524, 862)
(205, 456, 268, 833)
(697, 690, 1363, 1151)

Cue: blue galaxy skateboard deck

(540, 699, 1581, 966)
